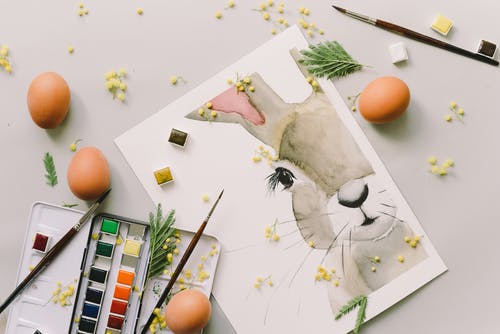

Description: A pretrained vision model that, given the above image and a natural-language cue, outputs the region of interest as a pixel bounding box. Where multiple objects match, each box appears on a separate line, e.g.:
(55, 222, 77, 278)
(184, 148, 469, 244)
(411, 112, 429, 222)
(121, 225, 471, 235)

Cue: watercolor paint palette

(6, 202, 221, 334)
(69, 213, 151, 334)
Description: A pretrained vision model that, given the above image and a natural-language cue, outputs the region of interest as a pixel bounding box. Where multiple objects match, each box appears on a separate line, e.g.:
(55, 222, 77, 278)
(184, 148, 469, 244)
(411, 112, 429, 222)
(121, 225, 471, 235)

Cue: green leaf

(299, 41, 363, 80)
(335, 295, 368, 333)
(146, 203, 177, 280)
(43, 152, 58, 187)
(354, 296, 367, 333)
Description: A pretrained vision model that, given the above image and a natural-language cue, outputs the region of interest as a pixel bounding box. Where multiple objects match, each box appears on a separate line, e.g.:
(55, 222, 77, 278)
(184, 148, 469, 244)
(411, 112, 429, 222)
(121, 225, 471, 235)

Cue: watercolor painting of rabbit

(186, 51, 427, 313)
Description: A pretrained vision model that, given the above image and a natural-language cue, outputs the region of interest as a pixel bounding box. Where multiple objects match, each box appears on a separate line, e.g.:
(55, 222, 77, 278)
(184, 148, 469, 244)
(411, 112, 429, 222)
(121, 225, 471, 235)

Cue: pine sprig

(335, 295, 368, 333)
(43, 152, 58, 187)
(147, 203, 177, 280)
(299, 41, 363, 80)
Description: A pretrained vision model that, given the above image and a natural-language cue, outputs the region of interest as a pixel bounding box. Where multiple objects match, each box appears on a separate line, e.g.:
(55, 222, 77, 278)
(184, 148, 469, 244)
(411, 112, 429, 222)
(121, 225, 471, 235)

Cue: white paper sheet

(115, 26, 446, 334)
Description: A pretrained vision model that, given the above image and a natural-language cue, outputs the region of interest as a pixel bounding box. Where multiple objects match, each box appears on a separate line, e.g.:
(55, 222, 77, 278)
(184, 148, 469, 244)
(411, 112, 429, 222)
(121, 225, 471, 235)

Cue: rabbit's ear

(186, 72, 296, 152)
(185, 84, 265, 126)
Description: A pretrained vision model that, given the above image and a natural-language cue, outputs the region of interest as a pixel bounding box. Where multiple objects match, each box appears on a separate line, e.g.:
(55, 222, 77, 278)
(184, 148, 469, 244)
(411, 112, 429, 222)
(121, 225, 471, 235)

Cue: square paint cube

(154, 167, 173, 185)
(121, 254, 139, 268)
(107, 314, 125, 330)
(128, 224, 145, 238)
(431, 14, 453, 36)
(477, 40, 497, 58)
(32, 233, 50, 253)
(96, 241, 114, 258)
(82, 302, 100, 319)
(79, 317, 97, 333)
(110, 299, 128, 315)
(89, 266, 108, 284)
(113, 285, 131, 300)
(117, 269, 135, 286)
(86, 287, 104, 305)
(388, 42, 408, 63)
(101, 219, 120, 235)
(123, 239, 142, 257)
(168, 128, 189, 147)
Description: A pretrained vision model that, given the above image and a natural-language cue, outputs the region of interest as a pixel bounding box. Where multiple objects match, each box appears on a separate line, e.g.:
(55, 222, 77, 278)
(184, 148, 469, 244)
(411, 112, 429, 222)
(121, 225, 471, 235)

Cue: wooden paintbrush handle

(377, 19, 447, 47)
(0, 228, 79, 314)
(377, 19, 499, 66)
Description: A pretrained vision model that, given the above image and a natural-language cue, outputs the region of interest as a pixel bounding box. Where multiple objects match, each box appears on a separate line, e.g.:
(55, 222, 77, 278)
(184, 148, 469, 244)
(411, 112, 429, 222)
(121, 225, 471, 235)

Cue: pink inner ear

(211, 87, 265, 125)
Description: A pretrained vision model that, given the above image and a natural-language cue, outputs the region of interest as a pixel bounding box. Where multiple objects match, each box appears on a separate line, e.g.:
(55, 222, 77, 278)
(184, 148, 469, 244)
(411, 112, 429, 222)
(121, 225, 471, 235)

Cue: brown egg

(164, 289, 212, 334)
(67, 147, 110, 201)
(27, 72, 71, 129)
(358, 76, 410, 124)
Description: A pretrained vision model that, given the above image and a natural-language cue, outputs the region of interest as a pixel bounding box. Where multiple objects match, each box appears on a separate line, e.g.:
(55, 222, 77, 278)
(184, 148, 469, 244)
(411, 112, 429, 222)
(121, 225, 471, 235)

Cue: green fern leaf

(354, 296, 368, 333)
(43, 152, 58, 187)
(335, 295, 365, 320)
(299, 41, 363, 80)
(335, 295, 368, 333)
(147, 204, 177, 280)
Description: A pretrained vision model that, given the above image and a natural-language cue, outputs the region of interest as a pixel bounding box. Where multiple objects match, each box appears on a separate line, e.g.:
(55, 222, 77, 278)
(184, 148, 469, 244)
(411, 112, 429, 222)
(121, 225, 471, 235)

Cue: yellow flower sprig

(250, 2, 325, 36)
(253, 275, 274, 289)
(428, 156, 454, 176)
(162, 234, 181, 265)
(404, 235, 422, 248)
(209, 242, 219, 257)
(77, 2, 89, 16)
(197, 102, 218, 121)
(314, 265, 340, 286)
(50, 280, 77, 306)
(148, 308, 168, 334)
(264, 219, 280, 241)
(364, 256, 380, 272)
(306, 76, 320, 92)
(347, 93, 361, 111)
(104, 69, 127, 102)
(69, 139, 82, 152)
(227, 73, 255, 93)
(169, 75, 186, 86)
(445, 101, 465, 123)
(252, 145, 278, 165)
(0, 45, 13, 74)
(252, 2, 288, 35)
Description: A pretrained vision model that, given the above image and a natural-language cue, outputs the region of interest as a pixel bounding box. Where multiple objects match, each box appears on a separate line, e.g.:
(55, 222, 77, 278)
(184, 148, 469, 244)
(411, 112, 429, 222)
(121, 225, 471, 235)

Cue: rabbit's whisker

(377, 210, 405, 222)
(283, 233, 313, 251)
(288, 248, 314, 288)
(278, 211, 342, 225)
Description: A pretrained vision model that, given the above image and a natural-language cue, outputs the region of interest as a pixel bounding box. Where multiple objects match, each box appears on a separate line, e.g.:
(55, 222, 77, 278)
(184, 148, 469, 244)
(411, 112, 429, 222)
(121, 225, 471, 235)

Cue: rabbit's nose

(337, 179, 369, 208)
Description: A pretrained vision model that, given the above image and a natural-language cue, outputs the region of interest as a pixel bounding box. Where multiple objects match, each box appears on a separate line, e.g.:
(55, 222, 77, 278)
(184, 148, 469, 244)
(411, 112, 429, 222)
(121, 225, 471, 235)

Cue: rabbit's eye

(266, 167, 296, 191)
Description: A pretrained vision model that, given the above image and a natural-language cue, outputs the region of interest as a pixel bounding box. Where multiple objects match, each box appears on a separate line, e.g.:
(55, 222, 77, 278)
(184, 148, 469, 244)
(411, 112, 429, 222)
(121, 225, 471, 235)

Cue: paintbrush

(332, 5, 499, 66)
(140, 189, 224, 334)
(0, 188, 111, 314)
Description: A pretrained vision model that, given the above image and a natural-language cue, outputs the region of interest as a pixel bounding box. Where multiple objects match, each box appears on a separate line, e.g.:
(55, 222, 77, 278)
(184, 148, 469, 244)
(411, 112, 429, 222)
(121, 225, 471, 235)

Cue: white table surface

(1, 0, 499, 333)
